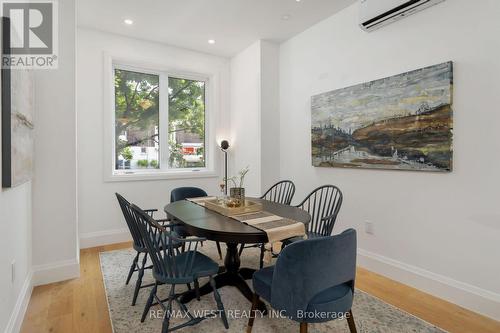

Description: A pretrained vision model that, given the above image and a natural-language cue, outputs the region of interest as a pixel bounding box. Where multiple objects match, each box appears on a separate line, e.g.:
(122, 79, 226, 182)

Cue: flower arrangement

(226, 166, 249, 188)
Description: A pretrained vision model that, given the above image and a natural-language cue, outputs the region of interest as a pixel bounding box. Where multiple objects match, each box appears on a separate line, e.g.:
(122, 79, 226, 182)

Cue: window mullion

(159, 73, 169, 171)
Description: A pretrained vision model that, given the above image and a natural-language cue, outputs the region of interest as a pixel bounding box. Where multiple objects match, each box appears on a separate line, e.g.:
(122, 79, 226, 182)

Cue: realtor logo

(2, 0, 58, 69)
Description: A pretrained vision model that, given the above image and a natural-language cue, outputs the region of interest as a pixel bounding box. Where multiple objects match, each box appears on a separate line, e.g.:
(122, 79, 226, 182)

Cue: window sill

(105, 170, 218, 182)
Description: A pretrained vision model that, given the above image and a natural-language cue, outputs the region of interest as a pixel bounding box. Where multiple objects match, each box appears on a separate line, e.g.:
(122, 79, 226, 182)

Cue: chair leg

(246, 293, 259, 333)
(300, 322, 308, 333)
(259, 244, 265, 269)
(347, 310, 357, 333)
(162, 285, 175, 333)
(141, 282, 157, 322)
(132, 252, 148, 306)
(194, 279, 201, 301)
(126, 252, 139, 285)
(210, 276, 229, 329)
(216, 241, 223, 260)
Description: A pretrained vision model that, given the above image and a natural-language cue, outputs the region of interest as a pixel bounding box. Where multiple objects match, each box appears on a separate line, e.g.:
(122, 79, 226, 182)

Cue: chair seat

(252, 266, 274, 302)
(153, 251, 219, 284)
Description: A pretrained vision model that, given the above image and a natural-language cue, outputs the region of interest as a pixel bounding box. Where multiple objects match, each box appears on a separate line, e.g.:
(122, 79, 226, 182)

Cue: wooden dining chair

(260, 180, 296, 205)
(170, 187, 223, 259)
(293, 184, 343, 240)
(130, 204, 229, 333)
(239, 180, 296, 268)
(116, 193, 174, 306)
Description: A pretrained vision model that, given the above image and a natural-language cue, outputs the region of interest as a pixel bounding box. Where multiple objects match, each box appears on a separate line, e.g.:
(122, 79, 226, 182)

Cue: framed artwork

(311, 62, 453, 172)
(2, 17, 35, 188)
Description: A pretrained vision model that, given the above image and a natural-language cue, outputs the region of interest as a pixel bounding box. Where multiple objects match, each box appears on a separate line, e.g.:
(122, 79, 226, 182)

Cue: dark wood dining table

(164, 197, 310, 309)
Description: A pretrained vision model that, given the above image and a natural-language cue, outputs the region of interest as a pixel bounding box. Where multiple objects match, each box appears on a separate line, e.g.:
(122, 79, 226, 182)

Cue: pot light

(208, 39, 216, 44)
(281, 14, 291, 20)
(124, 19, 134, 25)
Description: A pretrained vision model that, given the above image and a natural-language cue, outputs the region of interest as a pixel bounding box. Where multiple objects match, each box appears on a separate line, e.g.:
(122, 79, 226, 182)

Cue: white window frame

(103, 55, 217, 182)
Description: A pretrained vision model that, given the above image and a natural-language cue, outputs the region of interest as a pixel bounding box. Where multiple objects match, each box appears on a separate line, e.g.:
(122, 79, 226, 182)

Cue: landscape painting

(311, 62, 453, 172)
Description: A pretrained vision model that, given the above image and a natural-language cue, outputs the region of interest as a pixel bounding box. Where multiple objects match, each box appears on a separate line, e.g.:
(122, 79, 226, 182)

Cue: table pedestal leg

(178, 242, 267, 312)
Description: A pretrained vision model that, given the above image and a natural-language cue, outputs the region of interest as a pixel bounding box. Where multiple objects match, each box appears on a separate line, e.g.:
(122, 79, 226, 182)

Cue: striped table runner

(187, 198, 306, 263)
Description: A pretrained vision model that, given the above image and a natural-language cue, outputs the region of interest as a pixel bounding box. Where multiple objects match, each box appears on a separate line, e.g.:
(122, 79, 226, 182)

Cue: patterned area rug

(100, 243, 446, 333)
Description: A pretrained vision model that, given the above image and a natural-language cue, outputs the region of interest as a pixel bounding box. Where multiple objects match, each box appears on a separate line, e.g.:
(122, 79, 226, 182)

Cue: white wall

(230, 40, 281, 196)
(77, 28, 230, 248)
(32, 0, 79, 285)
(230, 41, 262, 196)
(260, 41, 280, 192)
(279, 0, 500, 319)
(0, 184, 32, 332)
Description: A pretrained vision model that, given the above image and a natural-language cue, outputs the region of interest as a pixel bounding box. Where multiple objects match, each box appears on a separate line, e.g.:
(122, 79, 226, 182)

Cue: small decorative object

(226, 166, 249, 207)
(229, 187, 245, 207)
(311, 61, 453, 172)
(218, 181, 226, 204)
(204, 198, 262, 216)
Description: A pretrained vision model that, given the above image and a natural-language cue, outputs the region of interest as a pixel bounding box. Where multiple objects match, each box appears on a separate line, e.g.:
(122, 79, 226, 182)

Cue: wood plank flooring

(20, 242, 500, 333)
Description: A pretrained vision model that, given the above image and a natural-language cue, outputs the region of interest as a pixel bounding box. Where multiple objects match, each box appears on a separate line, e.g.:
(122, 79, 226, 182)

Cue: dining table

(164, 197, 311, 310)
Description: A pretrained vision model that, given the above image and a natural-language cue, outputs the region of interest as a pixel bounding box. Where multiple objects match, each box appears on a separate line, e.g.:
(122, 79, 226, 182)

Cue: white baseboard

(4, 271, 33, 333)
(32, 258, 80, 286)
(358, 248, 500, 321)
(79, 228, 131, 249)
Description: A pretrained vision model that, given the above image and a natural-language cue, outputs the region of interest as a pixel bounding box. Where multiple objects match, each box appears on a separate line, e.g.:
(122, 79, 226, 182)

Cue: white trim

(79, 228, 131, 249)
(106, 170, 218, 182)
(3, 271, 33, 333)
(357, 248, 500, 321)
(32, 259, 80, 286)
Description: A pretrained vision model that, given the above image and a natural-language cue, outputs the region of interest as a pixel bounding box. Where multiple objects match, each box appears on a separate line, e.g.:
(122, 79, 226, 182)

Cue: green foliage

(114, 69, 159, 156)
(137, 159, 149, 168)
(150, 160, 159, 168)
(121, 146, 133, 161)
(168, 140, 186, 168)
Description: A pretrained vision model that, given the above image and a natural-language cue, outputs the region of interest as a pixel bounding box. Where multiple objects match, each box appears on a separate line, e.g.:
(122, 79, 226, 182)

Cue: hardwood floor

(21, 242, 500, 333)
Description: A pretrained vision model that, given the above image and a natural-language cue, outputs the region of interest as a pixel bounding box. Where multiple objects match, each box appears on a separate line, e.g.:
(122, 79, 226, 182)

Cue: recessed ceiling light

(281, 14, 291, 20)
(296, 0, 301, 2)
(208, 39, 216, 44)
(124, 19, 134, 25)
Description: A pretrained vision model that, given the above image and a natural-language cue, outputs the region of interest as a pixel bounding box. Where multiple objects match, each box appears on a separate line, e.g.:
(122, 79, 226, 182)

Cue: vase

(230, 187, 245, 207)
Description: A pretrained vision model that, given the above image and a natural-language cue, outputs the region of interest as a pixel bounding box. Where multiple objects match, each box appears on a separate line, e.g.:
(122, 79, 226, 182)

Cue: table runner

(186, 198, 306, 262)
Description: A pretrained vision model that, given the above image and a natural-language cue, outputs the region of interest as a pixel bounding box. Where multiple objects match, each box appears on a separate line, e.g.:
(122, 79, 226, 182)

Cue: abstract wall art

(2, 17, 35, 188)
(311, 62, 453, 172)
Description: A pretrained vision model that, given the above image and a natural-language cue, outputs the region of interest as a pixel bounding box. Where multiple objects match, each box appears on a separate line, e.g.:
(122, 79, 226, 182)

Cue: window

(114, 69, 160, 171)
(111, 64, 210, 178)
(168, 77, 206, 169)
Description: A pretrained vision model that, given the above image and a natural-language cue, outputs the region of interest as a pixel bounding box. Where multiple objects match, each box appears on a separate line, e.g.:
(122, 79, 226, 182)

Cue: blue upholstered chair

(247, 229, 357, 333)
(170, 187, 223, 259)
(130, 204, 229, 333)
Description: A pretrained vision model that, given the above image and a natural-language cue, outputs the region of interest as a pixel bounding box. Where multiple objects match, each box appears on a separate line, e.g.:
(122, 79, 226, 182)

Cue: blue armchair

(247, 229, 357, 333)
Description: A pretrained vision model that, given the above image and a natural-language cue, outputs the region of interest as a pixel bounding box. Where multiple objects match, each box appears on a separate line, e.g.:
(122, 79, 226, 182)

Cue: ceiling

(77, 0, 356, 57)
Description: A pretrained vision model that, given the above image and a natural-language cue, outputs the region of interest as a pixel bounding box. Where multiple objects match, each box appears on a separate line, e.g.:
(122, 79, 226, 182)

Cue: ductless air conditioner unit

(360, 0, 445, 32)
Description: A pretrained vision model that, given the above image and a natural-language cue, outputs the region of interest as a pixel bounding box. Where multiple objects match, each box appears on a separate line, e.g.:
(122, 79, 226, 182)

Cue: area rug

(100, 243, 446, 333)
